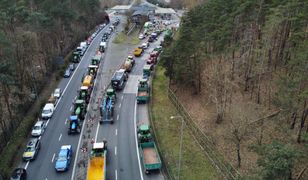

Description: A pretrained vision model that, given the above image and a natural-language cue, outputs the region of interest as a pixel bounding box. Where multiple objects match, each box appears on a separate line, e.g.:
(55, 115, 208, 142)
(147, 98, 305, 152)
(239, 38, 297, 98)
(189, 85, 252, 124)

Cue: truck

(126, 55, 135, 66)
(99, 42, 106, 53)
(121, 60, 133, 73)
(87, 141, 107, 180)
(111, 69, 128, 90)
(138, 124, 162, 174)
(100, 88, 116, 124)
(82, 75, 93, 88)
(76, 42, 87, 56)
(72, 99, 87, 120)
(137, 78, 150, 104)
(143, 64, 152, 79)
(133, 47, 143, 57)
(68, 115, 81, 134)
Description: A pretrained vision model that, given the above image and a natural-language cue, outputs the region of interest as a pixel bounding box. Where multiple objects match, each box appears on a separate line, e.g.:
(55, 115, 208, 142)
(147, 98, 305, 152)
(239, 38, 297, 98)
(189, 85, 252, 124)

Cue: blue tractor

(68, 115, 81, 135)
(100, 88, 116, 124)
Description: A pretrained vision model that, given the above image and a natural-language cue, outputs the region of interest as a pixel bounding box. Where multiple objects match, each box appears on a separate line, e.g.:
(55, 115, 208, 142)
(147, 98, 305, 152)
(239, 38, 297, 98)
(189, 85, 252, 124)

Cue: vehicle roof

(43, 103, 54, 109)
(80, 86, 88, 90)
(88, 65, 98, 68)
(139, 124, 150, 131)
(93, 142, 105, 149)
(34, 121, 44, 126)
(144, 64, 152, 69)
(100, 42, 106, 46)
(54, 88, 61, 92)
(70, 116, 78, 121)
(61, 145, 72, 150)
(75, 99, 84, 103)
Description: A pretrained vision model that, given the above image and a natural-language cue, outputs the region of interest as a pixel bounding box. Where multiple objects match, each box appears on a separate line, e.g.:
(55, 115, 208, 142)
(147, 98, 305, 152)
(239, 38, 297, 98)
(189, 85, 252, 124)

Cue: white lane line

(58, 134, 62, 141)
(70, 106, 73, 111)
(95, 121, 100, 142)
(121, 95, 124, 100)
(74, 96, 77, 100)
(51, 153, 55, 163)
(46, 119, 50, 126)
(65, 118, 68, 125)
(24, 161, 29, 169)
(115, 169, 118, 180)
(134, 101, 144, 180)
(115, 146, 117, 156)
(115, 129, 118, 136)
(117, 114, 119, 121)
(118, 103, 121, 108)
(45, 178, 48, 180)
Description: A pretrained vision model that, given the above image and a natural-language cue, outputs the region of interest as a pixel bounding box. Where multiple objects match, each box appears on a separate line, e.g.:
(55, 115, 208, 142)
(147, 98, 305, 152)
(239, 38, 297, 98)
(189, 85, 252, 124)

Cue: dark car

(64, 68, 71, 78)
(10, 168, 27, 180)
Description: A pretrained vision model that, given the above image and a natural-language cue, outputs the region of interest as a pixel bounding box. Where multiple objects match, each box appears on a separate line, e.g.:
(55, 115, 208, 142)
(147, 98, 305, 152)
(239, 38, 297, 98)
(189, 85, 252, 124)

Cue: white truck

(77, 42, 88, 56)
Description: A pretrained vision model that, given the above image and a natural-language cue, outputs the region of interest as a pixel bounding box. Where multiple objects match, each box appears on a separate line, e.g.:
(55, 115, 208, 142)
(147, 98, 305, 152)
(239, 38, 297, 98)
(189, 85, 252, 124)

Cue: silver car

(31, 121, 45, 137)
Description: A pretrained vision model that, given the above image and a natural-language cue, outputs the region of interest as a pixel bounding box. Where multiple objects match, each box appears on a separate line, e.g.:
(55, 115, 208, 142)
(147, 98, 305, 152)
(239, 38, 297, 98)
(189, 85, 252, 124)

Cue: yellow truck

(133, 47, 143, 57)
(87, 142, 107, 180)
(82, 75, 93, 87)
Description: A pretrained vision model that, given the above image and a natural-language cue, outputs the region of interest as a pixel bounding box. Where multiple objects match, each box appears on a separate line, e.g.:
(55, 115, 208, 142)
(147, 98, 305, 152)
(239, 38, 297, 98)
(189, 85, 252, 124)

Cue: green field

(151, 66, 220, 179)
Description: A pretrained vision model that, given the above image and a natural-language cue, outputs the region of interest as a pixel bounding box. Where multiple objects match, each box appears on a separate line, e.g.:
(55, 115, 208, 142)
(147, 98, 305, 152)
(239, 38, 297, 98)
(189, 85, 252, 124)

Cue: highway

(18, 4, 178, 179)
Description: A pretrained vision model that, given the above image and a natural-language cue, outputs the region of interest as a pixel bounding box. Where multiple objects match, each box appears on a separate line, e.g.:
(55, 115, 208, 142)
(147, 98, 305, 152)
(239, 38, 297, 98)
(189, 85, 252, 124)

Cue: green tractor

(137, 124, 152, 143)
(106, 87, 117, 102)
(91, 54, 101, 66)
(137, 78, 150, 104)
(78, 86, 91, 104)
(68, 115, 81, 135)
(88, 65, 98, 79)
(72, 51, 81, 63)
(73, 99, 87, 120)
(143, 64, 152, 79)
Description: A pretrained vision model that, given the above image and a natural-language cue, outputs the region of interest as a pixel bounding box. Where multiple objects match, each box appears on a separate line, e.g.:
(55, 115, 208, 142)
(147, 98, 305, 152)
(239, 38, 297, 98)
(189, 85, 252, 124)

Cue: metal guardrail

(167, 88, 241, 180)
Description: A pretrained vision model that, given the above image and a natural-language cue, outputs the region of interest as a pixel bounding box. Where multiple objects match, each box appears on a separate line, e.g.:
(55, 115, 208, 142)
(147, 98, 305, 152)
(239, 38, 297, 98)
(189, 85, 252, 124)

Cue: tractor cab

(138, 78, 149, 91)
(137, 124, 152, 143)
(73, 99, 86, 120)
(106, 88, 116, 101)
(72, 51, 81, 63)
(88, 65, 98, 78)
(68, 115, 81, 134)
(79, 86, 90, 104)
(126, 55, 135, 66)
(143, 64, 152, 79)
(91, 54, 101, 66)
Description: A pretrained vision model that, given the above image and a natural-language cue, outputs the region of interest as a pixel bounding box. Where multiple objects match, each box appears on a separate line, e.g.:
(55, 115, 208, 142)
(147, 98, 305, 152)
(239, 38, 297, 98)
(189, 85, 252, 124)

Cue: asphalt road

(20, 16, 114, 180)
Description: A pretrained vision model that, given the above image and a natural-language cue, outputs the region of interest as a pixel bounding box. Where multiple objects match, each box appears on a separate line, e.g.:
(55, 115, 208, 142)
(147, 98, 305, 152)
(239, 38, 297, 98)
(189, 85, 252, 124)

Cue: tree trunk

(297, 100, 307, 143)
(237, 141, 241, 168)
(290, 112, 297, 129)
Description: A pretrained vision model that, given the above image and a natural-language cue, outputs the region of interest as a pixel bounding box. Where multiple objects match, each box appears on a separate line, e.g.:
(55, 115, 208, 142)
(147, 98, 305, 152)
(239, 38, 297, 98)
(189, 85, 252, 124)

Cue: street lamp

(170, 115, 185, 180)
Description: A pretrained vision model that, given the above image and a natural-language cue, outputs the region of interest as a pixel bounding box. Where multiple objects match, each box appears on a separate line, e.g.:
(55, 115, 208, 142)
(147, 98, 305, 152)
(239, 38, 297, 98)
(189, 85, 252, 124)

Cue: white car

(142, 42, 149, 49)
(53, 88, 62, 98)
(31, 121, 46, 137)
(41, 103, 55, 120)
(139, 34, 145, 40)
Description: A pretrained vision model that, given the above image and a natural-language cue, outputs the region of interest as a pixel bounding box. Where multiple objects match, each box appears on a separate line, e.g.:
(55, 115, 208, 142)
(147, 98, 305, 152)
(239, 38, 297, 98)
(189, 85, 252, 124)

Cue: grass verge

(113, 32, 127, 44)
(151, 66, 220, 179)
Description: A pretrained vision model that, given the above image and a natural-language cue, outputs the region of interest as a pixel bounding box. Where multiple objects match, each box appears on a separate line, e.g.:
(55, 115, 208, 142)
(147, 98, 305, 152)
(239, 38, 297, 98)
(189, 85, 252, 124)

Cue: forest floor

(171, 78, 308, 178)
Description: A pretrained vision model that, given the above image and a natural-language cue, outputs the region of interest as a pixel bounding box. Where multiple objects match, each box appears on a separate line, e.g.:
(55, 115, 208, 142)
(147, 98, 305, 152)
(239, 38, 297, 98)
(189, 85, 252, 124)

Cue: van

(41, 103, 55, 119)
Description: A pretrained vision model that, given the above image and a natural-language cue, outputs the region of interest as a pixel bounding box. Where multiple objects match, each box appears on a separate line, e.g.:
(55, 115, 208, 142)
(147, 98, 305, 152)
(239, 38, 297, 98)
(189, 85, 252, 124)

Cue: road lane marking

(45, 178, 48, 180)
(24, 161, 29, 169)
(115, 146, 117, 156)
(70, 106, 73, 111)
(115, 129, 118, 136)
(121, 95, 123, 100)
(118, 103, 121, 108)
(134, 101, 144, 180)
(115, 169, 118, 180)
(65, 118, 68, 125)
(95, 121, 100, 142)
(46, 119, 50, 126)
(117, 114, 119, 121)
(58, 134, 62, 141)
(51, 153, 55, 163)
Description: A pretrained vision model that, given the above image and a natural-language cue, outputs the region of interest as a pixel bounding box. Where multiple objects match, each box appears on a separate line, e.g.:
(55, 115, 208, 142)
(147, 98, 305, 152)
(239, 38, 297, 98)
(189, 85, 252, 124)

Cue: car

(141, 42, 149, 49)
(41, 103, 55, 119)
(148, 36, 155, 43)
(69, 63, 75, 71)
(53, 88, 62, 98)
(31, 121, 45, 137)
(22, 138, 41, 161)
(138, 33, 145, 40)
(64, 68, 71, 78)
(55, 145, 73, 172)
(10, 168, 27, 180)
